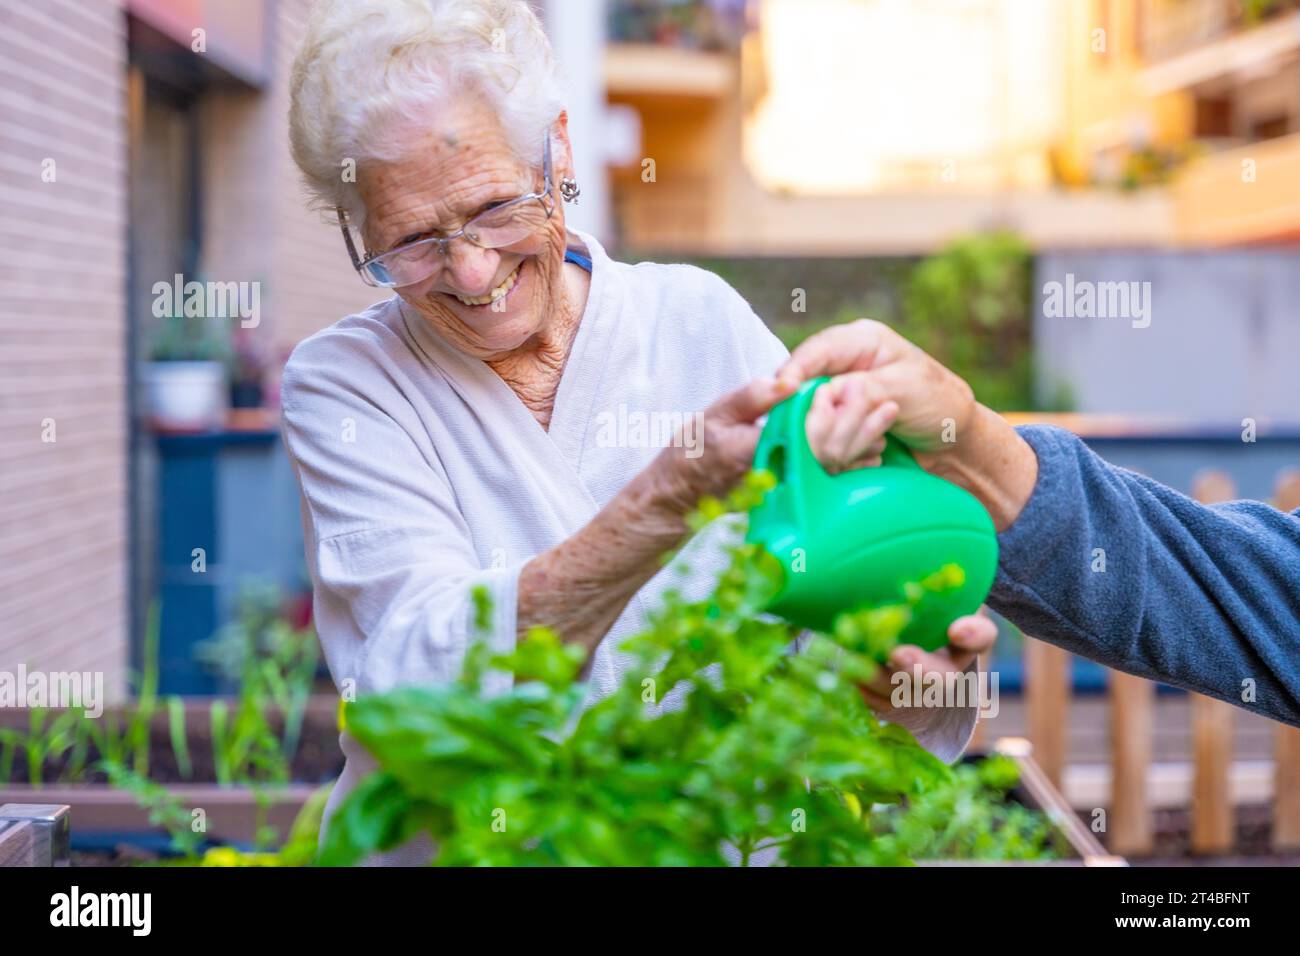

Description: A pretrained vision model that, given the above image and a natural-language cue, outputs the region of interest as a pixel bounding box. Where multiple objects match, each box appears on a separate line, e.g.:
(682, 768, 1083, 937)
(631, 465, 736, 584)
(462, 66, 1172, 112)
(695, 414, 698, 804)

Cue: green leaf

(315, 772, 430, 866)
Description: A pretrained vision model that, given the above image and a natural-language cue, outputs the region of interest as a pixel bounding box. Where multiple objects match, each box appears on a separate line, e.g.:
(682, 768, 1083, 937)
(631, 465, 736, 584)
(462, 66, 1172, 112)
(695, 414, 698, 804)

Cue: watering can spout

(745, 377, 998, 651)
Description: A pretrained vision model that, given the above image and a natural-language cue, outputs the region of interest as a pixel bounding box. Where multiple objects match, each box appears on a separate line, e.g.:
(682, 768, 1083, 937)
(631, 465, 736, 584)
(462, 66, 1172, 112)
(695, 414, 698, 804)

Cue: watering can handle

(755, 376, 921, 492)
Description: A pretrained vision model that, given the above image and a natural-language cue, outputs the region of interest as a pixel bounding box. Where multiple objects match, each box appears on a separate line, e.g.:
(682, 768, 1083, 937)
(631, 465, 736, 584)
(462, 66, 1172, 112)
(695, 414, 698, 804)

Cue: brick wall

(0, 0, 382, 700)
(0, 0, 130, 699)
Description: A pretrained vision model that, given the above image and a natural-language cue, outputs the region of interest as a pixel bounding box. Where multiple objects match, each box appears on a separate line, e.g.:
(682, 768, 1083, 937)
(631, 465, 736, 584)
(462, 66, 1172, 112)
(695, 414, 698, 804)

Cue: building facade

(0, 0, 386, 696)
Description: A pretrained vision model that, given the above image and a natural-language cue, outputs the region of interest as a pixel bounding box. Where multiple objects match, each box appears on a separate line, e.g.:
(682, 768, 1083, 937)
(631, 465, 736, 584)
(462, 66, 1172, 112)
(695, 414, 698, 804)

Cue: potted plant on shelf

(144, 310, 230, 433)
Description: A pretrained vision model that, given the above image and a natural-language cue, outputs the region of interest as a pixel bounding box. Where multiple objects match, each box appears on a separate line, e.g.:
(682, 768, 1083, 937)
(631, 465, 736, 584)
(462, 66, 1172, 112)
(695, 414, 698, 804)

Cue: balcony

(1139, 2, 1300, 94)
(1172, 131, 1300, 243)
(1140, 0, 1235, 62)
(603, 43, 736, 99)
(604, 0, 750, 99)
(608, 0, 750, 52)
(1140, 0, 1300, 59)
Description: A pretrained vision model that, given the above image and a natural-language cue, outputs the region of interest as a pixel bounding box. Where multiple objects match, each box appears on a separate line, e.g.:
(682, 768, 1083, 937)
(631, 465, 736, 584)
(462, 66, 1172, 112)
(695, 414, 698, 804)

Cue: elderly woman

(284, 0, 991, 863)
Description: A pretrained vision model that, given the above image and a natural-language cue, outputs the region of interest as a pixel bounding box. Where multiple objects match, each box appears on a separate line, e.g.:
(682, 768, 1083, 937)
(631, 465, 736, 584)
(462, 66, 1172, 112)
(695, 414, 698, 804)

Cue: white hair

(289, 0, 565, 228)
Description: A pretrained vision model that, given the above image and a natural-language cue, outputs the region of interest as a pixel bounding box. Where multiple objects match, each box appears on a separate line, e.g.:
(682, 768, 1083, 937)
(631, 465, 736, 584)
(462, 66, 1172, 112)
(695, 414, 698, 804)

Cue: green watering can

(745, 376, 998, 651)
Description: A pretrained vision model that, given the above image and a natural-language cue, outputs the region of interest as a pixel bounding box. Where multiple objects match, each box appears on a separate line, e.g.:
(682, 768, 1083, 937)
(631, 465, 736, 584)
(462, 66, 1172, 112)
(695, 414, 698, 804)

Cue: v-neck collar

(545, 231, 613, 471)
(398, 229, 616, 489)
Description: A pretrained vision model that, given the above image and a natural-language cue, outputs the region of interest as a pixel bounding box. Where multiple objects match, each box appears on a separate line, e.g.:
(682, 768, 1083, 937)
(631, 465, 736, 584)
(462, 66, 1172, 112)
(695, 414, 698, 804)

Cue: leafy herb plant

(319, 475, 1058, 866)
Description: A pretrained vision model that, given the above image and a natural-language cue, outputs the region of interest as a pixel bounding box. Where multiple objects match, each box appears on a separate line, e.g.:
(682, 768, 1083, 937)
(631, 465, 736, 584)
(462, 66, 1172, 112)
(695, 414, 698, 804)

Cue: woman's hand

(857, 611, 998, 717)
(804, 372, 899, 474)
(779, 319, 979, 456)
(649, 376, 790, 515)
(520, 376, 802, 653)
(776, 319, 1039, 531)
(526, 373, 849, 652)
(646, 371, 904, 520)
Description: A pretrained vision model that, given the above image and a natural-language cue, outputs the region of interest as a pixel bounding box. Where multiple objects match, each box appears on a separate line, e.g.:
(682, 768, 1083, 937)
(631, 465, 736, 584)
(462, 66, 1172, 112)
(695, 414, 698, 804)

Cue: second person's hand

(776, 319, 1039, 531)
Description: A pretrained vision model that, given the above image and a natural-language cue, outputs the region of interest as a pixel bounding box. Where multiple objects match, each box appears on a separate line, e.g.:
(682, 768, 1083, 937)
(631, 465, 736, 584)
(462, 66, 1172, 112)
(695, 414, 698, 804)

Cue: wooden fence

(1015, 467, 1300, 856)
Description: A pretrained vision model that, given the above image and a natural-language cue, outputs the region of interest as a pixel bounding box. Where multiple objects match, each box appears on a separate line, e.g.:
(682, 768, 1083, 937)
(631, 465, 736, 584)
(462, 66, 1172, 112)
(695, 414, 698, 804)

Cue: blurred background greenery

(640, 231, 1052, 412)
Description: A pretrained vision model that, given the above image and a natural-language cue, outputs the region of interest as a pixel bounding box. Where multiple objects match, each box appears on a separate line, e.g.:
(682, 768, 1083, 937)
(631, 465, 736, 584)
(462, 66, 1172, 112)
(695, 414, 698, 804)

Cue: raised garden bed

(0, 696, 342, 787)
(0, 695, 342, 859)
(0, 500, 1141, 867)
(0, 783, 317, 850)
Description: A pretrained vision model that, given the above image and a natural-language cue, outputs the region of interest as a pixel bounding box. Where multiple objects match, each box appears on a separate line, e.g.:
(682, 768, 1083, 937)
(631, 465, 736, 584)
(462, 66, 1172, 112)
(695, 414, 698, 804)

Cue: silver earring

(560, 177, 580, 204)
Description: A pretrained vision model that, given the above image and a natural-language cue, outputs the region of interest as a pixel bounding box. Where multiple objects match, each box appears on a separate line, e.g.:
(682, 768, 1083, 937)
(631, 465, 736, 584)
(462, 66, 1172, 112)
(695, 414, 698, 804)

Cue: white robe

(280, 230, 977, 864)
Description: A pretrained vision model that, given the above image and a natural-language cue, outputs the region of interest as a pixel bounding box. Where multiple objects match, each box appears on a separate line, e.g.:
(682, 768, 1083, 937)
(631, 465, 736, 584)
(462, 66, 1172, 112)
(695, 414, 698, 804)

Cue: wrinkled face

(357, 95, 572, 359)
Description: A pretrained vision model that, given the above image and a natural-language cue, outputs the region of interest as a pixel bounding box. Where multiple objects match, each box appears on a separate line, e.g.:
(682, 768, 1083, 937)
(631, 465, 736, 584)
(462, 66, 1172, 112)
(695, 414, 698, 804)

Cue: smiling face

(356, 95, 574, 360)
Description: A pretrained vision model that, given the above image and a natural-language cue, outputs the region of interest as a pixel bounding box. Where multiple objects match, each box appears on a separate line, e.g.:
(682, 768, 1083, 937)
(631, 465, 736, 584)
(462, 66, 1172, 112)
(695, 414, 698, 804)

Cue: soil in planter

(1081, 803, 1300, 864)
(2, 703, 344, 786)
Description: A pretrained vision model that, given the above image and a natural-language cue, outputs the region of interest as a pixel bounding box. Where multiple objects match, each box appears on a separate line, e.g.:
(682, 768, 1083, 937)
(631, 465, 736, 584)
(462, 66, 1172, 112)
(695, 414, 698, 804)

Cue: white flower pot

(144, 361, 227, 432)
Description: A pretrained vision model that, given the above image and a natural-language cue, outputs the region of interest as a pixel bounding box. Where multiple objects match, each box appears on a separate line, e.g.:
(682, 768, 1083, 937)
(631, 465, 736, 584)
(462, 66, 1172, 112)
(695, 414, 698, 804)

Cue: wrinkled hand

(779, 319, 978, 459)
(776, 317, 1039, 533)
(648, 376, 792, 518)
(803, 371, 899, 474)
(857, 611, 998, 717)
(650, 367, 911, 516)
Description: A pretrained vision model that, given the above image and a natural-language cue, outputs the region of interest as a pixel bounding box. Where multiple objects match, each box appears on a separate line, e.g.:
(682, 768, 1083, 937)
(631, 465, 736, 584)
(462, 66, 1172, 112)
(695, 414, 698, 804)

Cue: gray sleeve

(988, 425, 1300, 728)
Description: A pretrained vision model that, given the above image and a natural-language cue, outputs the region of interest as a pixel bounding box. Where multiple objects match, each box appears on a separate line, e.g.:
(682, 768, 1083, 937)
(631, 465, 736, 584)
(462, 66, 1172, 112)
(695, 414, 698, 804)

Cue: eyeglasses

(339, 137, 557, 289)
